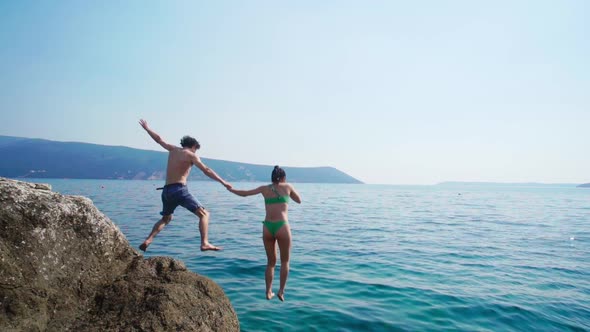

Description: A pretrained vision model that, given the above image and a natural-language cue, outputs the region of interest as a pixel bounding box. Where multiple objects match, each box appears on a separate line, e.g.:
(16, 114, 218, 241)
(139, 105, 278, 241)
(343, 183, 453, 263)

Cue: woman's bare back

(262, 182, 300, 221)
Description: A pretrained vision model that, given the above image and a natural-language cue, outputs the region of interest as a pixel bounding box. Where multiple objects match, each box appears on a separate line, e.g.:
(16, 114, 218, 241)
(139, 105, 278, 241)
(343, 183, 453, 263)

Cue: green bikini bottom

(262, 220, 287, 236)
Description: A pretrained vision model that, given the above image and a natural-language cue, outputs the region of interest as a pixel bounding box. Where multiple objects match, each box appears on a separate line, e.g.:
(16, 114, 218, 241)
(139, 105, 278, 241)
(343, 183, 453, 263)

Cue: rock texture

(0, 177, 239, 331)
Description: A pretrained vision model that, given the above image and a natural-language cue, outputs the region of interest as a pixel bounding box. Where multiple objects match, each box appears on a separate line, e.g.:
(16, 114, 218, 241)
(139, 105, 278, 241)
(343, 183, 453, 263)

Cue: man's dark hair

(271, 165, 286, 183)
(180, 136, 200, 149)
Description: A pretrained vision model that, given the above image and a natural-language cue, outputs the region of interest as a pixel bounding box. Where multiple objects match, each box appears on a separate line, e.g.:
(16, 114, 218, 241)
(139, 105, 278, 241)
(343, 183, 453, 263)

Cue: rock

(0, 177, 239, 331)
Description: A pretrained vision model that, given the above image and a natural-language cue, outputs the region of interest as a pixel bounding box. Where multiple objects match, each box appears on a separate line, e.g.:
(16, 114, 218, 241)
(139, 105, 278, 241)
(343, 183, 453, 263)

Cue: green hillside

(0, 136, 362, 184)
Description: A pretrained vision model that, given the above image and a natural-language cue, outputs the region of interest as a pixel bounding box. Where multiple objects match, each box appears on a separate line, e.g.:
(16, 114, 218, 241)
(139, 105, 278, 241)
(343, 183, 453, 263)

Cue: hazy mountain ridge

(0, 136, 362, 184)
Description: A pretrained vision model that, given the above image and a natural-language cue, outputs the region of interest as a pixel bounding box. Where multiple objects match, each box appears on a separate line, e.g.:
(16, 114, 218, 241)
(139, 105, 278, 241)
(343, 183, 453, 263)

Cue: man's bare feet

(139, 242, 149, 252)
(200, 243, 222, 251)
(266, 292, 275, 300)
(277, 291, 285, 302)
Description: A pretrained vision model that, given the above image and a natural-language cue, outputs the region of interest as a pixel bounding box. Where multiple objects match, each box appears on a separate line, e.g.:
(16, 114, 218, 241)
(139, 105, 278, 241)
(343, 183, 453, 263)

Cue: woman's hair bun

(271, 165, 286, 183)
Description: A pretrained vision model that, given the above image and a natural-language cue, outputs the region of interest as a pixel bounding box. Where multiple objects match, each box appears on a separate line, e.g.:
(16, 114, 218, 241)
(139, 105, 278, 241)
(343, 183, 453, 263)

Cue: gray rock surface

(0, 177, 239, 331)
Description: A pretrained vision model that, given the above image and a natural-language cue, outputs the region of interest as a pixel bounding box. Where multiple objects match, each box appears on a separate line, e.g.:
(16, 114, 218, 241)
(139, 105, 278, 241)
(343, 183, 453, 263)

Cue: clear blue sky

(1, 1, 588, 184)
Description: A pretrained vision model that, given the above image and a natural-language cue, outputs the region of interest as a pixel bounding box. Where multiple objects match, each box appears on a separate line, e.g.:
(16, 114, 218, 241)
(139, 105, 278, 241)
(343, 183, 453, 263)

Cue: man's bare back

(166, 148, 196, 185)
(138, 119, 230, 188)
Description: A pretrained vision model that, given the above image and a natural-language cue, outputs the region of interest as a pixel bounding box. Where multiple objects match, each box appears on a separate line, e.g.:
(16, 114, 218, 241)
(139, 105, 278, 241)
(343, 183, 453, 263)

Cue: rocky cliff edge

(0, 177, 239, 331)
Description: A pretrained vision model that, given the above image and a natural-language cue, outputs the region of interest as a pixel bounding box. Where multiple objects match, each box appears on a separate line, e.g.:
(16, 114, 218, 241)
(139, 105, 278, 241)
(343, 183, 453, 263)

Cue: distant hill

(578, 183, 590, 188)
(436, 181, 577, 187)
(0, 136, 362, 184)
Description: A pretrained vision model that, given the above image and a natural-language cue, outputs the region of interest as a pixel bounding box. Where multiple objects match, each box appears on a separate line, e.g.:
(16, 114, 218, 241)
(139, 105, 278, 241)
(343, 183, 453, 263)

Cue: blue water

(32, 179, 590, 331)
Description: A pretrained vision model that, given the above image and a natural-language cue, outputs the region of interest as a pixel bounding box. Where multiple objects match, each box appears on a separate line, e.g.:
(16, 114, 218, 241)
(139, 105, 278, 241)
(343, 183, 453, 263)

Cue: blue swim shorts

(160, 183, 204, 216)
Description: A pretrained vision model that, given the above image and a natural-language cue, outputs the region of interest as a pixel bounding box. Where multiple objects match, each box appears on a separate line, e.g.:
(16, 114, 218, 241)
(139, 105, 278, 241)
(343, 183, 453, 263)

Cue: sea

(29, 179, 590, 331)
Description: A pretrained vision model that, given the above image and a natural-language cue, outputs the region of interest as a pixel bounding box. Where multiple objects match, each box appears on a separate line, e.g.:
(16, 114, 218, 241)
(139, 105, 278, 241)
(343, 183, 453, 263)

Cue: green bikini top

(264, 185, 290, 205)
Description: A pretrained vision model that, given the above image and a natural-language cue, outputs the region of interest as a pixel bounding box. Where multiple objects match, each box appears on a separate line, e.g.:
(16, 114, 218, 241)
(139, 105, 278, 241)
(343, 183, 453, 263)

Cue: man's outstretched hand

(139, 119, 149, 131)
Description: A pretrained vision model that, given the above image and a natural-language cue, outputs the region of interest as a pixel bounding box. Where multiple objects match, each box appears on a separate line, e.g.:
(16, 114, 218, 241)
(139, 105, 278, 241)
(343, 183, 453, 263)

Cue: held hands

(223, 182, 233, 190)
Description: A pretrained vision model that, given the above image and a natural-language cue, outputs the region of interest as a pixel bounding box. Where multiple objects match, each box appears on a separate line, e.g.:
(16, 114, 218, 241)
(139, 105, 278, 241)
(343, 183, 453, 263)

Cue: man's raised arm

(139, 119, 175, 151)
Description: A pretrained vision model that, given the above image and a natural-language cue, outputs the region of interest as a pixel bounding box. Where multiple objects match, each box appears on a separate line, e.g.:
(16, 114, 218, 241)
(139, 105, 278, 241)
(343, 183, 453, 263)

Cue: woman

(228, 166, 301, 301)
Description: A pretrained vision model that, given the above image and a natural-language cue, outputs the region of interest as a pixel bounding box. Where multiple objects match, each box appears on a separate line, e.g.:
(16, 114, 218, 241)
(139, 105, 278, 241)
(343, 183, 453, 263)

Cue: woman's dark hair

(271, 165, 286, 183)
(180, 135, 200, 149)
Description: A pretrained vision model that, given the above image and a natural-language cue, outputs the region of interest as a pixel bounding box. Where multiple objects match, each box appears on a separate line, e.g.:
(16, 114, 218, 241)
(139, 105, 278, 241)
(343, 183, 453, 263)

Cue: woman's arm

(229, 186, 265, 197)
(289, 184, 302, 204)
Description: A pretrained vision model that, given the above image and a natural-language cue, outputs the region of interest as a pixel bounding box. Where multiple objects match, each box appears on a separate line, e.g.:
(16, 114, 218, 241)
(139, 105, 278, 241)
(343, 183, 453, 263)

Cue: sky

(1, 1, 588, 185)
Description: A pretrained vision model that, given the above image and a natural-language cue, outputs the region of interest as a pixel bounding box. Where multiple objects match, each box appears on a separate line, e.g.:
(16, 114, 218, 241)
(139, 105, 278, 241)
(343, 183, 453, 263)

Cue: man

(138, 119, 232, 252)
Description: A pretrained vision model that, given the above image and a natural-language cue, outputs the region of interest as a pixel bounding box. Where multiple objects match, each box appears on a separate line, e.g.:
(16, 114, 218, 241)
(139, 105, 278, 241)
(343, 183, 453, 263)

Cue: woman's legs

(275, 224, 292, 301)
(262, 227, 277, 300)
